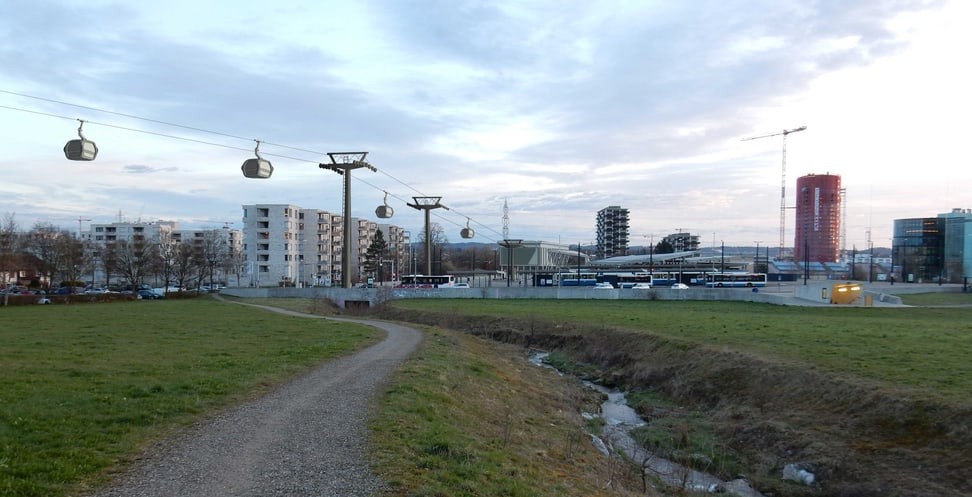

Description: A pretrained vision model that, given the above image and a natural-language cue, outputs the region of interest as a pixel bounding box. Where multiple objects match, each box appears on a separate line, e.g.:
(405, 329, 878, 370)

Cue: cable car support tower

(743, 126, 806, 257)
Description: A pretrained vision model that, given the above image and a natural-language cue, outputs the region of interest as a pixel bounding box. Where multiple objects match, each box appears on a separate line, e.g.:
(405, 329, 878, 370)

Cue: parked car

(631, 283, 652, 289)
(594, 282, 614, 289)
(671, 283, 689, 290)
(137, 289, 164, 300)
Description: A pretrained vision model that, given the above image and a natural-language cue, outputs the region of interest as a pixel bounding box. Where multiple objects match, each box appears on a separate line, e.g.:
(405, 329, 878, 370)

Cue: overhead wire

(0, 90, 509, 242)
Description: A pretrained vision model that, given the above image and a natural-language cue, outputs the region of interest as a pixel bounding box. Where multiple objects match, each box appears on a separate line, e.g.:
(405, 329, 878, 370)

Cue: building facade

(596, 206, 629, 258)
(893, 217, 945, 283)
(242, 204, 406, 287)
(793, 173, 841, 263)
(661, 232, 700, 252)
(941, 208, 972, 281)
(83, 221, 242, 287)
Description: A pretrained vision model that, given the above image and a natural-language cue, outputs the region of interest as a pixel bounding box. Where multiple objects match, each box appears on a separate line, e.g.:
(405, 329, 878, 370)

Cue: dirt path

(89, 302, 423, 497)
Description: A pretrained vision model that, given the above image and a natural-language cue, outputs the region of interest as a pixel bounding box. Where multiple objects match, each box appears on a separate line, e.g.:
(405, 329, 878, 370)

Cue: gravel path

(89, 303, 423, 497)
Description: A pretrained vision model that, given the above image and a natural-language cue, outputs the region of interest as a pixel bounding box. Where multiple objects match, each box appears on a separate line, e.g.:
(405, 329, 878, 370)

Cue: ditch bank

(376, 306, 972, 497)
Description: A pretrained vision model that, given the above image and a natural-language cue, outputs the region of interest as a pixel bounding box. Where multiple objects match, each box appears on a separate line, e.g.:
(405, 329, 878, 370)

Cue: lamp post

(402, 230, 411, 278)
(754, 241, 761, 273)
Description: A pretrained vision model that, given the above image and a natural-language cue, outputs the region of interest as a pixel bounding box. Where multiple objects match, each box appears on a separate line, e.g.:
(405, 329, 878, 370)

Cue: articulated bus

(704, 272, 767, 288)
(555, 271, 654, 288)
(397, 274, 458, 288)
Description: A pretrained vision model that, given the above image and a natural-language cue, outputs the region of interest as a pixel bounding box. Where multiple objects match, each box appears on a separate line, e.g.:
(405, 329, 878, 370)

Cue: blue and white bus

(396, 274, 458, 288)
(704, 272, 767, 288)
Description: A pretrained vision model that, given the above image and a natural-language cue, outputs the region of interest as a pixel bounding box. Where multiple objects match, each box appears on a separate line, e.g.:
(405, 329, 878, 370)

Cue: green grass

(390, 299, 972, 404)
(0, 298, 379, 497)
(371, 328, 633, 497)
(898, 291, 972, 306)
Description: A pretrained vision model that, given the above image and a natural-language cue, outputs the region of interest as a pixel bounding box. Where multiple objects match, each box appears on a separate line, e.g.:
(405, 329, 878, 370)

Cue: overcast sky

(1, 0, 968, 250)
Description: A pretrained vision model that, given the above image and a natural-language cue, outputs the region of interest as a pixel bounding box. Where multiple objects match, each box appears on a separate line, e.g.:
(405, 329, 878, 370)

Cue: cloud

(123, 164, 177, 174)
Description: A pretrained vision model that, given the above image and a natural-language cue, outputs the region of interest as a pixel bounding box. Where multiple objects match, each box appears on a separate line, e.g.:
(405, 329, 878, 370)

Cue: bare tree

(55, 235, 88, 287)
(171, 242, 200, 291)
(25, 222, 69, 290)
(95, 242, 119, 288)
(1, 213, 23, 305)
(113, 239, 156, 292)
(155, 232, 178, 292)
(221, 242, 246, 287)
(416, 222, 449, 274)
(199, 229, 229, 287)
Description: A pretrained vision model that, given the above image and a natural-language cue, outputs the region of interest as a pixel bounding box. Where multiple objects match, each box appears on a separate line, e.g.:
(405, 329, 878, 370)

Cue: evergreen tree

(363, 229, 388, 281)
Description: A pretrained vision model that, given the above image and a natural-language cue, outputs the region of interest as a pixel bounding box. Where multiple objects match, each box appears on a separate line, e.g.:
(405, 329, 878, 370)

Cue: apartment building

(596, 206, 630, 258)
(242, 204, 406, 287)
(83, 221, 242, 286)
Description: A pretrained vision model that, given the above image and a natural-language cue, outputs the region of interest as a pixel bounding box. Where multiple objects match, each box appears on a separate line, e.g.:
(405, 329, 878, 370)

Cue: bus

(397, 274, 458, 288)
(555, 271, 597, 286)
(598, 271, 654, 288)
(704, 272, 767, 288)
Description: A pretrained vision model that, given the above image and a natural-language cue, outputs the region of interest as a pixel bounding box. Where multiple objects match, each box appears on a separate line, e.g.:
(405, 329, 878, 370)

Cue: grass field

(0, 298, 379, 497)
(370, 327, 645, 497)
(389, 298, 972, 405)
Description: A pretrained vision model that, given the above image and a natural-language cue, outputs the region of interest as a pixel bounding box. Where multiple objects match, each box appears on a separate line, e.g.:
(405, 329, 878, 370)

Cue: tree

(55, 234, 88, 287)
(655, 239, 675, 254)
(171, 242, 200, 291)
(95, 242, 119, 288)
(25, 222, 69, 289)
(416, 223, 449, 274)
(199, 229, 229, 287)
(113, 239, 156, 291)
(155, 233, 178, 292)
(363, 229, 388, 282)
(1, 213, 22, 305)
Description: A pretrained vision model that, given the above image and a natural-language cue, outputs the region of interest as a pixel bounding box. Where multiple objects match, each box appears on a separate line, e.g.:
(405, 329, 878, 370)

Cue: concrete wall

(221, 286, 793, 306)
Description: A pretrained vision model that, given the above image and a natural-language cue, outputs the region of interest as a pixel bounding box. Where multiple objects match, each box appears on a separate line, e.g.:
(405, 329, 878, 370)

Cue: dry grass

(371, 327, 655, 497)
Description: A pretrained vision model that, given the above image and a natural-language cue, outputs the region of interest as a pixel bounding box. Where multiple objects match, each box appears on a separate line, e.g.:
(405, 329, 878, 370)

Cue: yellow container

(830, 283, 862, 305)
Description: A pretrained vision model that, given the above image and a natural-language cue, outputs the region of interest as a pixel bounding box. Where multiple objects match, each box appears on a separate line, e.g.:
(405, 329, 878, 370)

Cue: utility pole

(743, 126, 807, 258)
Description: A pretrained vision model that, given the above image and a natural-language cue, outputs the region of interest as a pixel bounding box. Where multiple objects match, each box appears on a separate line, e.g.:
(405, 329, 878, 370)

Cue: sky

(1, 0, 969, 251)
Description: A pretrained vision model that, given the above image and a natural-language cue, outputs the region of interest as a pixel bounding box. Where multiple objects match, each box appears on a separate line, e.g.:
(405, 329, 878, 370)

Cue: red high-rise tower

(794, 174, 841, 263)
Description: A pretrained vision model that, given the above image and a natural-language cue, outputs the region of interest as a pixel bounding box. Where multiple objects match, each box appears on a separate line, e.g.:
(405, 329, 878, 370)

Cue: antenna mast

(502, 198, 510, 240)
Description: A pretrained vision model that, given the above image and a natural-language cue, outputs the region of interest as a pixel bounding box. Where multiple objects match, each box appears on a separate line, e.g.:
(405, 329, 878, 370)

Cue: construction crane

(742, 125, 807, 257)
(77, 217, 91, 239)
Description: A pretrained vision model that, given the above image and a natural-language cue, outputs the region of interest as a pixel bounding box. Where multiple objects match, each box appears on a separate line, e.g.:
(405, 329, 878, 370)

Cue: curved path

(90, 301, 423, 497)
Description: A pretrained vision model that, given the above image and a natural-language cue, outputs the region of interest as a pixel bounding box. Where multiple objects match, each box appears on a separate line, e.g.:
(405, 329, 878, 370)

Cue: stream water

(529, 352, 765, 497)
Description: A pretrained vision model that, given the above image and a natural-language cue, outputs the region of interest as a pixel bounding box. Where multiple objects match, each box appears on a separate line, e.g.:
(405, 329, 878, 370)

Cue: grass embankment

(370, 327, 647, 497)
(382, 298, 972, 497)
(0, 298, 379, 497)
(389, 299, 972, 403)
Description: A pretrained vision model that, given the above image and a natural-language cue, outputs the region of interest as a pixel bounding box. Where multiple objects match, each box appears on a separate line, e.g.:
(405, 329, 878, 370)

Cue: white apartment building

(242, 204, 407, 287)
(83, 221, 242, 286)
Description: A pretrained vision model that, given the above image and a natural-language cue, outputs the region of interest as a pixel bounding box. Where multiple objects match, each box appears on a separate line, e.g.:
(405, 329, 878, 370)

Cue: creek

(529, 352, 765, 497)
